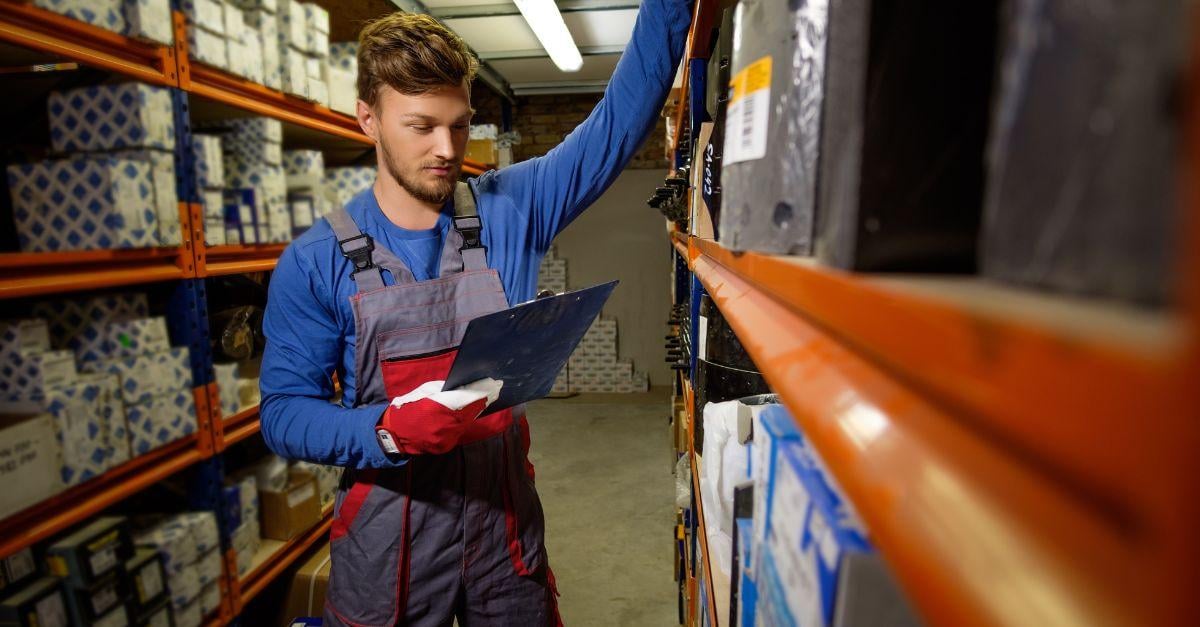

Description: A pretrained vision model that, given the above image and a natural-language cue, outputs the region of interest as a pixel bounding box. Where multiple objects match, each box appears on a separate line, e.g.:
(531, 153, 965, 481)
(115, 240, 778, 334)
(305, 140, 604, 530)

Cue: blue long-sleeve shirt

(259, 0, 691, 469)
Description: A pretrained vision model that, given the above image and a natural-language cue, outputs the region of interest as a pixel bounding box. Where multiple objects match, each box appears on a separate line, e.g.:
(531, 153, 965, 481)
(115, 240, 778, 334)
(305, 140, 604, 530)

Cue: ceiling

(421, 0, 641, 96)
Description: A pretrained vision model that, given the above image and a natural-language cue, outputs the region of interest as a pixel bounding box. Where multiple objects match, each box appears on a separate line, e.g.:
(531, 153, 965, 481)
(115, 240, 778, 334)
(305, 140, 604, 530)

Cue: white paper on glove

(390, 378, 504, 412)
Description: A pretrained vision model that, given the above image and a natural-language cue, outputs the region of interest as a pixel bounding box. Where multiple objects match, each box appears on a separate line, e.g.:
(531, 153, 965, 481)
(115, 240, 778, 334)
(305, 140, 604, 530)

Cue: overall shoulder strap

(327, 207, 386, 292)
(451, 181, 488, 272)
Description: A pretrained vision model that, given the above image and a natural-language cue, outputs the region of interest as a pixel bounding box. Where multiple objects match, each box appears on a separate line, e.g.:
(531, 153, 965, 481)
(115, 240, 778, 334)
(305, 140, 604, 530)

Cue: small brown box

(259, 469, 321, 541)
(465, 139, 498, 165)
(281, 540, 331, 621)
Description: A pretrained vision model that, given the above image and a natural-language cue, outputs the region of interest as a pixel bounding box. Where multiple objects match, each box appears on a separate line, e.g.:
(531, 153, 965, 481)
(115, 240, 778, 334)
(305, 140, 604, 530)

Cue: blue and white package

(192, 134, 225, 190)
(7, 157, 160, 252)
(735, 517, 757, 627)
(125, 388, 197, 454)
(325, 166, 376, 209)
(177, 511, 220, 555)
(181, 0, 223, 32)
(230, 0, 277, 13)
(328, 65, 356, 115)
(203, 189, 226, 246)
(33, 0, 125, 36)
(136, 517, 198, 575)
(222, 132, 282, 167)
(276, 0, 306, 49)
(195, 548, 222, 587)
(756, 552, 799, 627)
(48, 82, 174, 152)
(203, 116, 283, 143)
(43, 380, 109, 487)
(0, 349, 76, 402)
(188, 22, 228, 70)
(329, 42, 357, 72)
(0, 320, 52, 363)
(122, 0, 173, 45)
(113, 149, 182, 246)
(86, 346, 191, 405)
(31, 292, 149, 364)
(253, 10, 283, 90)
(226, 163, 289, 242)
(280, 44, 310, 98)
(225, 188, 262, 245)
(752, 404, 800, 572)
(76, 372, 131, 468)
(288, 196, 315, 236)
(228, 22, 266, 84)
(282, 149, 324, 190)
(220, 483, 243, 532)
(101, 316, 170, 358)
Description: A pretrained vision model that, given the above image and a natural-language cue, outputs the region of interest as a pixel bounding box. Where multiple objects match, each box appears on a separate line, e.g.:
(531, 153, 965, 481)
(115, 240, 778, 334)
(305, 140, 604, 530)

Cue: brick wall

(468, 82, 669, 170)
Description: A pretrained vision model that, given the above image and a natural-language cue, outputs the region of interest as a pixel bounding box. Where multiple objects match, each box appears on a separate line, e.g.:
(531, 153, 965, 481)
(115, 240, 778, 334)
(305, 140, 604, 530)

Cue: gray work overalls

(322, 183, 559, 626)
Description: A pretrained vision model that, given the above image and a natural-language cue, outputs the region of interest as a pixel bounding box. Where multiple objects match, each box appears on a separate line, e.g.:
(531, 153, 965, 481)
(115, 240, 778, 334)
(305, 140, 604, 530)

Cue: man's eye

(452, 124, 469, 131)
(410, 125, 431, 132)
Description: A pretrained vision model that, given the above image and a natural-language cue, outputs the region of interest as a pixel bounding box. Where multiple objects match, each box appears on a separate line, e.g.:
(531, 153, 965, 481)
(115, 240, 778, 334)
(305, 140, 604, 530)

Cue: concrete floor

(525, 390, 678, 627)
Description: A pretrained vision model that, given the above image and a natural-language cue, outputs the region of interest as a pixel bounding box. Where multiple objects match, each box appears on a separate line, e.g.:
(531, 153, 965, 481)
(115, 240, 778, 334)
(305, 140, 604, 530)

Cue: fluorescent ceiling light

(512, 0, 584, 72)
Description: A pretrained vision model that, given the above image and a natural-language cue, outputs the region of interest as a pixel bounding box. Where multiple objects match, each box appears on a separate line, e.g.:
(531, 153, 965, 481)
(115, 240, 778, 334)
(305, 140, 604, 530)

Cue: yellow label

(729, 56, 772, 103)
(46, 555, 67, 577)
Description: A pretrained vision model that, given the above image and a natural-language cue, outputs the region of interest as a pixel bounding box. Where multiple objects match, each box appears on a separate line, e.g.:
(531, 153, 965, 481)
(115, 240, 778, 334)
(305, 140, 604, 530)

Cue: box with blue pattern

(47, 83, 174, 153)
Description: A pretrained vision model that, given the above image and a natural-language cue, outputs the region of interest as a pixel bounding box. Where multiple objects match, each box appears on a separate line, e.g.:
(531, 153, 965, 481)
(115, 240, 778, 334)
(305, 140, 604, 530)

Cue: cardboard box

(194, 549, 222, 588)
(0, 413, 64, 517)
(32, 293, 149, 365)
(324, 167, 375, 209)
(173, 593, 202, 627)
(43, 380, 111, 486)
(100, 316, 170, 359)
(228, 30, 266, 84)
(178, 512, 220, 556)
(222, 135, 282, 168)
(280, 44, 310, 98)
(465, 139, 497, 165)
(230, 0, 276, 13)
(63, 571, 127, 625)
(125, 548, 167, 615)
(165, 565, 201, 610)
(751, 404, 799, 573)
(0, 576, 69, 627)
(200, 581, 221, 615)
(189, 23, 229, 70)
(85, 347, 191, 406)
(181, 0, 223, 32)
(110, 149, 181, 246)
(281, 540, 330, 620)
(125, 388, 197, 455)
(291, 462, 338, 508)
(260, 469, 321, 541)
(329, 42, 357, 72)
(123, 0, 174, 45)
(76, 373, 131, 468)
(254, 10, 283, 90)
(0, 320, 51, 364)
(33, 0, 125, 36)
(0, 349, 76, 401)
(303, 2, 328, 36)
(192, 134, 225, 190)
(204, 116, 282, 143)
(48, 83, 174, 153)
(46, 516, 133, 587)
(7, 157, 161, 252)
(214, 363, 241, 416)
(276, 0, 307, 50)
(307, 74, 329, 107)
(0, 548, 38, 596)
(282, 150, 324, 190)
(135, 520, 197, 576)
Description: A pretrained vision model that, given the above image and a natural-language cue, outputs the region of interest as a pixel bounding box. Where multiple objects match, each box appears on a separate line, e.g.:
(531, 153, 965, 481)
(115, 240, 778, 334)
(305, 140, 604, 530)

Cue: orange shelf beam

(0, 433, 205, 556)
(0, 260, 187, 299)
(221, 405, 261, 448)
(202, 243, 287, 276)
(692, 253, 1180, 627)
(237, 508, 333, 609)
(689, 449, 719, 625)
(0, 1, 176, 86)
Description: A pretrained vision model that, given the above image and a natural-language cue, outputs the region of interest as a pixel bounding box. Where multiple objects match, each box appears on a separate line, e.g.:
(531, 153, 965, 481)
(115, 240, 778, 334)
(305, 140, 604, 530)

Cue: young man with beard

(259, 1, 690, 624)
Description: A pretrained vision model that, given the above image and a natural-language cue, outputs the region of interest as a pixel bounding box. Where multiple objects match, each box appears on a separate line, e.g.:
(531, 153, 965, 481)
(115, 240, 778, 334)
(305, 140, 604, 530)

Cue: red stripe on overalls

(331, 469, 379, 541)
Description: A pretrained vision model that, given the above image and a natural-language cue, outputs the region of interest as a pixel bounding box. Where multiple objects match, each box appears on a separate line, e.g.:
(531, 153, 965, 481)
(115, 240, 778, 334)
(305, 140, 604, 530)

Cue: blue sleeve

(259, 244, 406, 469)
(488, 0, 691, 253)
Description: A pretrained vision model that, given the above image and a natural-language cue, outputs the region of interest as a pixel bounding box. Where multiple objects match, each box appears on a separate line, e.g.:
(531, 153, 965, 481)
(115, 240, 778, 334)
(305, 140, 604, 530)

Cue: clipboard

(443, 280, 618, 413)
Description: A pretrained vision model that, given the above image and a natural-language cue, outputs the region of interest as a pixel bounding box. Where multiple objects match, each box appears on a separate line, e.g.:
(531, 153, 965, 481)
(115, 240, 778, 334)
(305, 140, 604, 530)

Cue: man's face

(360, 82, 472, 204)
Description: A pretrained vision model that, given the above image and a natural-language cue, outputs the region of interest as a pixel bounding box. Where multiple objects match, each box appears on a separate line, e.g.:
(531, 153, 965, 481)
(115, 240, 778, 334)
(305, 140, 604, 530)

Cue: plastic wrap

(674, 454, 692, 510)
(980, 0, 1186, 304)
(718, 0, 828, 255)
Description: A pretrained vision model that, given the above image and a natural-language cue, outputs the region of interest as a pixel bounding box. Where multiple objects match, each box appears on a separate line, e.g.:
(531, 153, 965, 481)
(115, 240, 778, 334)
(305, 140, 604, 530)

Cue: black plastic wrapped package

(718, 0, 829, 255)
(694, 296, 770, 452)
(980, 0, 1187, 305)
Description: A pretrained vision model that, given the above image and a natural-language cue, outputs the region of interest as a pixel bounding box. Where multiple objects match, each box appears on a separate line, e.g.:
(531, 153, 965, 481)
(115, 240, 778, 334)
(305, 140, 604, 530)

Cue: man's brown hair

(357, 12, 479, 106)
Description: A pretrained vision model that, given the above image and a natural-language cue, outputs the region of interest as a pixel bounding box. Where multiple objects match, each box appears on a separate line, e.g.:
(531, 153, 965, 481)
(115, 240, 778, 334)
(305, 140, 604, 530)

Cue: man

(259, 1, 690, 624)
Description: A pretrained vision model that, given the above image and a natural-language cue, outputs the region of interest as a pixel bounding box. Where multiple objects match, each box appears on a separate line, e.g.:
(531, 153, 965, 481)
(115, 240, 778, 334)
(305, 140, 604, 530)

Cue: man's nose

(431, 127, 457, 161)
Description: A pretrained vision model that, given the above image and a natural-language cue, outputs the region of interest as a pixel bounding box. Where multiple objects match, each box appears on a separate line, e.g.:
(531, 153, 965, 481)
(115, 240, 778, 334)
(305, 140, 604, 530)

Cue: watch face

(376, 429, 401, 454)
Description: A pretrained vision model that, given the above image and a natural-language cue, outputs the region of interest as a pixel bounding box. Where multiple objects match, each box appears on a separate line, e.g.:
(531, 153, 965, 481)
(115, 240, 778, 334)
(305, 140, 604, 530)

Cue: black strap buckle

(338, 233, 376, 274)
(453, 216, 484, 251)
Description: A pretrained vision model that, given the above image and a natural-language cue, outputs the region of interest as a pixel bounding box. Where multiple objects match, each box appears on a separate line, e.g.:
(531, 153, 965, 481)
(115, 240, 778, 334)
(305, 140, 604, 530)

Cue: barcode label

(724, 56, 772, 165)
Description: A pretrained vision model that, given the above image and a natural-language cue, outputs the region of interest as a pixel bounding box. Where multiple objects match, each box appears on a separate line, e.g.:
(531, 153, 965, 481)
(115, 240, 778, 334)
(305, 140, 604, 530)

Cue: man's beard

(378, 136, 459, 205)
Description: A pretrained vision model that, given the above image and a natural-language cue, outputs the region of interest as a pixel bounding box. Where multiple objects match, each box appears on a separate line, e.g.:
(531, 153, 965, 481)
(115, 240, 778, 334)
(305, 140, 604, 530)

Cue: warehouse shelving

(668, 2, 1200, 627)
(234, 505, 334, 611)
(221, 404, 262, 449)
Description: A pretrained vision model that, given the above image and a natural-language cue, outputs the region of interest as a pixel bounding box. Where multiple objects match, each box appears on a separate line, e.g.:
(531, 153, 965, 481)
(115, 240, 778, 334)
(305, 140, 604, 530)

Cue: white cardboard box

(48, 82, 174, 152)
(85, 347, 192, 405)
(125, 388, 197, 454)
(113, 149, 182, 246)
(0, 413, 64, 516)
(0, 349, 76, 402)
(0, 320, 51, 363)
(32, 292, 149, 364)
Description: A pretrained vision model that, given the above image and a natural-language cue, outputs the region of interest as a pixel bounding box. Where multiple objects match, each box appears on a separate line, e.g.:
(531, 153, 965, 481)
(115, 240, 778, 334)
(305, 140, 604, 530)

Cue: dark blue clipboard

(443, 280, 618, 413)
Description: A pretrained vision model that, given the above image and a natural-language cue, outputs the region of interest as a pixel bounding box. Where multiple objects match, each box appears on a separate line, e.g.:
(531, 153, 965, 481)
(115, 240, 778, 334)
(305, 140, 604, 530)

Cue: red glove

(376, 379, 502, 456)
(378, 396, 488, 456)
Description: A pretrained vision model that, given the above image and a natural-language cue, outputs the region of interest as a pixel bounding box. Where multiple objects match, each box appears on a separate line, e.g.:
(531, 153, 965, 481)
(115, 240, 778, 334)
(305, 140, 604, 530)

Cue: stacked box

(0, 349, 75, 402)
(0, 413, 64, 517)
(325, 167, 376, 209)
(6, 157, 161, 252)
(183, 0, 229, 69)
(135, 511, 220, 624)
(77, 373, 132, 468)
(226, 3, 266, 84)
(193, 134, 227, 245)
(0, 577, 69, 627)
(48, 83, 175, 153)
(113, 150, 182, 246)
(82, 347, 195, 454)
(223, 188, 258, 244)
(125, 549, 168, 620)
(208, 117, 290, 243)
(227, 473, 261, 576)
(284, 150, 324, 235)
(33, 0, 125, 36)
(537, 249, 568, 294)
(123, 0, 173, 45)
(276, 0, 309, 98)
(42, 381, 110, 487)
(31, 292, 150, 365)
(751, 404, 800, 577)
(328, 42, 358, 115)
(244, 5, 282, 90)
(292, 461, 338, 508)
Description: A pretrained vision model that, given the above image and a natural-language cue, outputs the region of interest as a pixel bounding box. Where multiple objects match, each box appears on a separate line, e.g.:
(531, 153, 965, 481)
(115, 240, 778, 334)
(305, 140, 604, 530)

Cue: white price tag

(89, 544, 118, 577)
(724, 56, 772, 165)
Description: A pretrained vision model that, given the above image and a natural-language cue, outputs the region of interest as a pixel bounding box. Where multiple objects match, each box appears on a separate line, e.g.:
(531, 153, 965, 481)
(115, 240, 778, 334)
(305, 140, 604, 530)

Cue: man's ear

(357, 99, 377, 143)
